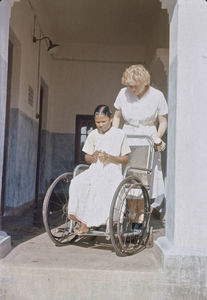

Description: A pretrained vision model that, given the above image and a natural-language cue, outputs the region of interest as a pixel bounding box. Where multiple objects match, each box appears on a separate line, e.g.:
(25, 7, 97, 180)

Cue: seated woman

(68, 104, 131, 234)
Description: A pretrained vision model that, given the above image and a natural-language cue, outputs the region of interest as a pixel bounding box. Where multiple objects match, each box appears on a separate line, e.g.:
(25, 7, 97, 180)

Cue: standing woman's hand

(154, 138, 166, 152)
(155, 114, 167, 152)
(161, 140, 166, 151)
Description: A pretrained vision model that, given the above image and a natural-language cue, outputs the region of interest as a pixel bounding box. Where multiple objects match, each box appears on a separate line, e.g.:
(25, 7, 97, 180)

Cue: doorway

(75, 115, 95, 164)
(34, 79, 48, 213)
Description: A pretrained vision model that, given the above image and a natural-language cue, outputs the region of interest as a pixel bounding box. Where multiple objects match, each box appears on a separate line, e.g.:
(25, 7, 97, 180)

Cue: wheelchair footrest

(77, 230, 106, 237)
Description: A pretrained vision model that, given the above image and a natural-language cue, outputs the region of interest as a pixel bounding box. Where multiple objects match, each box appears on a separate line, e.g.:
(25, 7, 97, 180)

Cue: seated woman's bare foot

(81, 223, 89, 233)
(74, 223, 89, 234)
(73, 227, 80, 234)
(69, 214, 79, 222)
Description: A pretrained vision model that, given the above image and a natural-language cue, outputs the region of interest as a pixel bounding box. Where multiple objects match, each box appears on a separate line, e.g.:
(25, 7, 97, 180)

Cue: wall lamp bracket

(33, 36, 59, 54)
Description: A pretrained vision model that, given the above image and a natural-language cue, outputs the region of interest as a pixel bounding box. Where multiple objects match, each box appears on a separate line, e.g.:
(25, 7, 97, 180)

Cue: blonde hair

(121, 64, 150, 87)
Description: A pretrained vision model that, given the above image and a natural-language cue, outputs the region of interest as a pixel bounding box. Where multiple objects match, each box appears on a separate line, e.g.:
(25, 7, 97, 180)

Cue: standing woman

(112, 64, 168, 216)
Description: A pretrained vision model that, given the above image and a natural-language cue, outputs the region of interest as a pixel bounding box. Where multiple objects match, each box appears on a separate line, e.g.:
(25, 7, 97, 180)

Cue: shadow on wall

(150, 57, 168, 99)
(149, 57, 168, 180)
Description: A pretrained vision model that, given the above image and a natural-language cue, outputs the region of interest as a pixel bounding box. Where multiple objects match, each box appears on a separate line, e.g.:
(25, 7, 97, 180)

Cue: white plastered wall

(9, 0, 54, 128)
(49, 43, 146, 134)
(9, 1, 169, 135)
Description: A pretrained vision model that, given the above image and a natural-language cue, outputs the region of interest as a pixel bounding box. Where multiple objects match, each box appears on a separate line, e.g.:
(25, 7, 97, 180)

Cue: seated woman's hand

(92, 151, 101, 163)
(98, 151, 110, 164)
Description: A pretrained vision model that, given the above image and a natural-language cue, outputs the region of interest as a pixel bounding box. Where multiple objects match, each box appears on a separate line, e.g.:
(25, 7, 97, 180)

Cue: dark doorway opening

(34, 78, 48, 226)
(75, 115, 95, 165)
(34, 85, 44, 210)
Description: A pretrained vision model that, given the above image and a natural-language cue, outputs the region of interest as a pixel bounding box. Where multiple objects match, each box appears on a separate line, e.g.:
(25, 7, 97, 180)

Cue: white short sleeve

(158, 92, 168, 115)
(120, 135, 131, 156)
(82, 131, 95, 155)
(114, 89, 123, 110)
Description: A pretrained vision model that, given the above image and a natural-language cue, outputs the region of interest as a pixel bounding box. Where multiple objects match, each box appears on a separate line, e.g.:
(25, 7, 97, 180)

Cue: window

(75, 115, 95, 164)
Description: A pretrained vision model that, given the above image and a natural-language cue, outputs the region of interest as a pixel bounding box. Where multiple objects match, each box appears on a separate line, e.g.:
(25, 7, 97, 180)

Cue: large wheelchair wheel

(109, 175, 151, 256)
(42, 172, 77, 246)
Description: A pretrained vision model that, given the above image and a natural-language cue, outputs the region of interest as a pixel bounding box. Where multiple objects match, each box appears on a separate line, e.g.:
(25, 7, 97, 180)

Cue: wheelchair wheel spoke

(49, 209, 62, 216)
(49, 199, 63, 209)
(110, 175, 151, 256)
(42, 172, 76, 245)
(53, 190, 67, 206)
(60, 180, 70, 203)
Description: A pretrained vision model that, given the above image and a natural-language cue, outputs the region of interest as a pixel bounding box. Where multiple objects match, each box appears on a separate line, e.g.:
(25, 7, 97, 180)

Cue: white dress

(68, 127, 131, 227)
(114, 86, 168, 199)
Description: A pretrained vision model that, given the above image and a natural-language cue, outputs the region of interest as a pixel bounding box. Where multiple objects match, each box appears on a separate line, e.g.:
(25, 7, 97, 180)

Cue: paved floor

(1, 210, 205, 300)
(0, 203, 166, 300)
(2, 202, 165, 249)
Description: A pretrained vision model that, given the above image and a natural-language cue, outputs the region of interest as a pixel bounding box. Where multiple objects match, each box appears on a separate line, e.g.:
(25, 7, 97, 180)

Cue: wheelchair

(42, 135, 155, 256)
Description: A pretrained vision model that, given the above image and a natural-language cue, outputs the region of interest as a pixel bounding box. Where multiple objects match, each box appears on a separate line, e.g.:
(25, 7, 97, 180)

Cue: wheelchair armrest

(73, 164, 89, 177)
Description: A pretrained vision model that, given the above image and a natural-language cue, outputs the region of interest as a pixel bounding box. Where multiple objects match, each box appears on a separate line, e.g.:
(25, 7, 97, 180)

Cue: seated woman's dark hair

(94, 104, 112, 118)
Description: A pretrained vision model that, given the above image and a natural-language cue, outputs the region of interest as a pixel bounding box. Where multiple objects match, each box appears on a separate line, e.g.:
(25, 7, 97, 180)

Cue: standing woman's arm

(155, 114, 168, 151)
(112, 110, 122, 128)
(156, 114, 167, 139)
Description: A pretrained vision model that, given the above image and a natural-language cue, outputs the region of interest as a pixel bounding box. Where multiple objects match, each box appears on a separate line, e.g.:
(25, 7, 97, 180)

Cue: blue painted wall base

(3, 108, 75, 215)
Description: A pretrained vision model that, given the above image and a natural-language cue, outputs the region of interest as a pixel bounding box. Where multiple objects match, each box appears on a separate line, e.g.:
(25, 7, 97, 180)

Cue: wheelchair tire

(42, 172, 77, 246)
(109, 175, 151, 256)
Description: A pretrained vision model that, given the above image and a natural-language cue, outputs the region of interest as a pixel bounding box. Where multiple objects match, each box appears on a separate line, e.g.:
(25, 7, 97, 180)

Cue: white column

(156, 0, 207, 283)
(0, 0, 19, 258)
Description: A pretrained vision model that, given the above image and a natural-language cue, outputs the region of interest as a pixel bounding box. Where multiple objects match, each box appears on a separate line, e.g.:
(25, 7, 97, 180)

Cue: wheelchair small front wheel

(42, 172, 77, 246)
(109, 175, 151, 256)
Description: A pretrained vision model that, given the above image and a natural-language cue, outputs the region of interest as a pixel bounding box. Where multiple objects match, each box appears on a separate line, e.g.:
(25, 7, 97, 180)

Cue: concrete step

(0, 231, 11, 259)
(1, 232, 206, 299)
(0, 232, 168, 300)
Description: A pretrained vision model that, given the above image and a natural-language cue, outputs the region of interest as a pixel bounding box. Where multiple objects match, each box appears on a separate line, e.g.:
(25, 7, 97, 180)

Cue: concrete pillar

(156, 0, 207, 291)
(0, 0, 19, 258)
